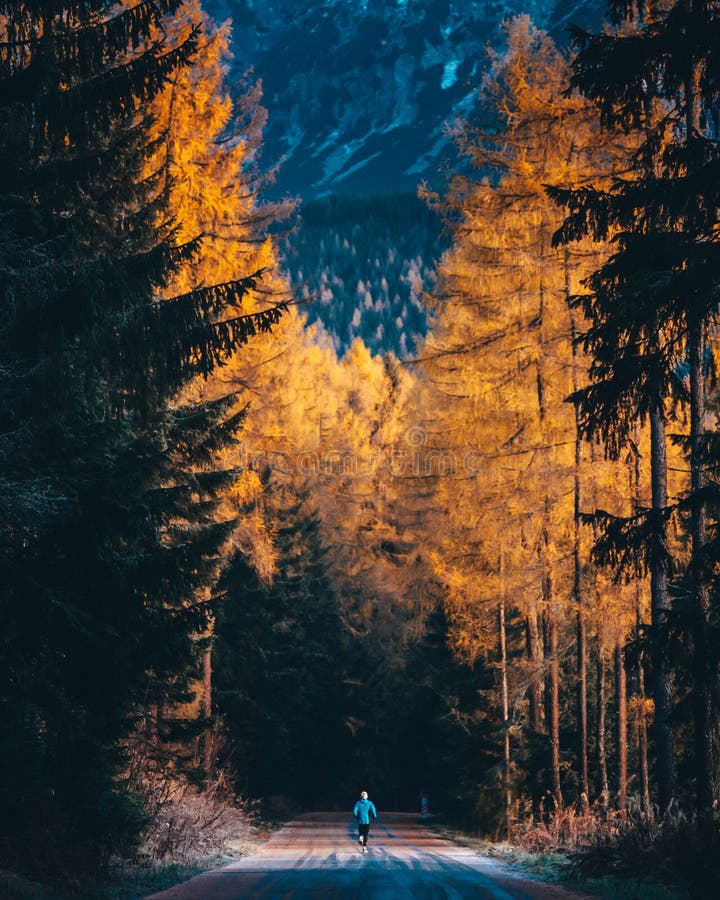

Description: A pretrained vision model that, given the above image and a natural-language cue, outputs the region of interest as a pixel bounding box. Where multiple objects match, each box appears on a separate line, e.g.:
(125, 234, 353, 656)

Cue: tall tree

(138, 3, 294, 752)
(214, 486, 350, 805)
(0, 0, 282, 872)
(419, 16, 631, 814)
(550, 0, 720, 821)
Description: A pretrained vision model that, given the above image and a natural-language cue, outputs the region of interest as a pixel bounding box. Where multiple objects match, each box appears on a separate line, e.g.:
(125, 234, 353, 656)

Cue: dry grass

(511, 801, 710, 898)
(120, 727, 263, 871)
(135, 769, 259, 866)
(432, 802, 698, 900)
(513, 801, 626, 854)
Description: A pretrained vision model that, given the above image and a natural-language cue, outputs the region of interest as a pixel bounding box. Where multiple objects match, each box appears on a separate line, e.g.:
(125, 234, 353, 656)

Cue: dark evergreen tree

(214, 486, 351, 808)
(550, 0, 720, 822)
(0, 0, 283, 874)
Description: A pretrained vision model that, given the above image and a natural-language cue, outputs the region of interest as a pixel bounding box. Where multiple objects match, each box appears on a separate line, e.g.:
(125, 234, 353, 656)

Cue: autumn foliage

(1, 0, 719, 890)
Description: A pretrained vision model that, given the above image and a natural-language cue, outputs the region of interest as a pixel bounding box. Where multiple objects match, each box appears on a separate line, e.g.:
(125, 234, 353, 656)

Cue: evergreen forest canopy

(1, 0, 720, 895)
(284, 192, 445, 356)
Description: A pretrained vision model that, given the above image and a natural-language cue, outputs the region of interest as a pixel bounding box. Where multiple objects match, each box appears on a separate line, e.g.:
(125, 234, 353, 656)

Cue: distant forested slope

(282, 192, 447, 356)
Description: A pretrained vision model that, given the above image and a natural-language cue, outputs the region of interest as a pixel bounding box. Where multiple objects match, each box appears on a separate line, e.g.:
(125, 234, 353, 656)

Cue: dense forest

(1, 0, 720, 897)
(283, 192, 444, 357)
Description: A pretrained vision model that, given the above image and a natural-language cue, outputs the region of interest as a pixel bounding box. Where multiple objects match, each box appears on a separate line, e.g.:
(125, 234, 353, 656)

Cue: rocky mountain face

(205, 0, 604, 199)
(203, 0, 606, 356)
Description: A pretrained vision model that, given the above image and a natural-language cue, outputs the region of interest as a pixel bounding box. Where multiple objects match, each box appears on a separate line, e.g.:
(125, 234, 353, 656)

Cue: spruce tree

(550, 0, 720, 821)
(0, 0, 283, 873)
(214, 487, 351, 806)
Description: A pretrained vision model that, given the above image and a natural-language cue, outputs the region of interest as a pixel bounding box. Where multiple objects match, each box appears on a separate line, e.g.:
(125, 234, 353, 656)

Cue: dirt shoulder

(427, 823, 689, 900)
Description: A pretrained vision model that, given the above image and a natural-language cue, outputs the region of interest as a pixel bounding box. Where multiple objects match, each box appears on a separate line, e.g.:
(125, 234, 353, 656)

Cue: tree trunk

(526, 609, 544, 734)
(202, 649, 212, 719)
(637, 644, 651, 815)
(577, 597, 589, 811)
(634, 582, 651, 816)
(201, 648, 213, 771)
(597, 649, 609, 811)
(566, 257, 589, 809)
(544, 589, 562, 809)
(615, 641, 628, 814)
(688, 315, 714, 826)
(649, 401, 676, 813)
(537, 260, 561, 809)
(689, 335, 714, 823)
(632, 438, 651, 815)
(526, 606, 544, 822)
(499, 588, 512, 840)
(685, 24, 714, 827)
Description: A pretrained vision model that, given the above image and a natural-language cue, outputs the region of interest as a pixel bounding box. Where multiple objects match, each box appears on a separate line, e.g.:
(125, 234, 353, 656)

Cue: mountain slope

(205, 0, 604, 198)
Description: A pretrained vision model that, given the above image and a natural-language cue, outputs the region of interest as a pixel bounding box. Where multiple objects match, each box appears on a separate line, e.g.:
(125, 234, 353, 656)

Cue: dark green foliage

(213, 478, 491, 816)
(283, 192, 445, 356)
(551, 0, 720, 822)
(354, 607, 502, 824)
(0, 0, 281, 876)
(214, 488, 352, 807)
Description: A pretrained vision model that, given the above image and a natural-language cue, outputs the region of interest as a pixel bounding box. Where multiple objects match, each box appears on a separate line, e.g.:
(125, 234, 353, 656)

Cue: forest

(1, 0, 719, 897)
(284, 191, 444, 357)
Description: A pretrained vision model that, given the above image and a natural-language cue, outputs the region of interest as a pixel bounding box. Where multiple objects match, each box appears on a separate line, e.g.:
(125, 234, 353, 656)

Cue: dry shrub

(137, 768, 257, 865)
(569, 802, 720, 889)
(518, 800, 720, 893)
(514, 801, 617, 854)
(124, 726, 259, 867)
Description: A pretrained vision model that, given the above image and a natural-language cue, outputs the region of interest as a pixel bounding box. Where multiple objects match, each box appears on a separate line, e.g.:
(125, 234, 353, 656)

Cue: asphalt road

(145, 812, 591, 899)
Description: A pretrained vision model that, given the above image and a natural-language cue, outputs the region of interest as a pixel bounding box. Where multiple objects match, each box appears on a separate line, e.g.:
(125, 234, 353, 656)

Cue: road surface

(146, 812, 590, 899)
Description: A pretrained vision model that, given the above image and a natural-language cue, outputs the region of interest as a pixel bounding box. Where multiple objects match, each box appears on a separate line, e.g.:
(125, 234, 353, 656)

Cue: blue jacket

(353, 798, 377, 824)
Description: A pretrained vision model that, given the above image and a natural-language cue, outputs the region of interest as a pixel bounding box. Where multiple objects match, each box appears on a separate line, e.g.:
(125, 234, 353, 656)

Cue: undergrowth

(433, 799, 720, 899)
(1, 731, 264, 899)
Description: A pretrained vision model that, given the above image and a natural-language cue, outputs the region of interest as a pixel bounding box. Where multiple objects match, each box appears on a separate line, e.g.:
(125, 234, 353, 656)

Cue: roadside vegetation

(432, 809, 696, 900)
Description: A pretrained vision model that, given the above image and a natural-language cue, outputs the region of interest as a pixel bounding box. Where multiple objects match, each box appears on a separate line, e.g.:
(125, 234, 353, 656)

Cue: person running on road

(353, 790, 377, 852)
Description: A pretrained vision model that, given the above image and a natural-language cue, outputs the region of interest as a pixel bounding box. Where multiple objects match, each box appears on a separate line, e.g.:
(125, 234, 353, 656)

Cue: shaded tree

(214, 487, 351, 806)
(0, 0, 282, 873)
(551, 0, 720, 821)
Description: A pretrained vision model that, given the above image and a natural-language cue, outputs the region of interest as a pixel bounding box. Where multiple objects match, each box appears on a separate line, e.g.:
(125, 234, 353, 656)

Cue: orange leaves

(417, 16, 644, 668)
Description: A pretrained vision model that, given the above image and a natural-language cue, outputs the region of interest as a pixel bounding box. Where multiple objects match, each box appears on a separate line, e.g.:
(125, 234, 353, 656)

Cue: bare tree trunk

(537, 260, 561, 810)
(527, 609, 544, 734)
(544, 585, 562, 809)
(688, 315, 714, 826)
(576, 594, 589, 811)
(201, 647, 214, 771)
(202, 649, 212, 719)
(634, 581, 651, 815)
(597, 649, 609, 812)
(615, 641, 628, 814)
(566, 257, 589, 809)
(573, 395, 589, 805)
(526, 606, 544, 822)
(632, 438, 651, 815)
(499, 583, 512, 840)
(685, 34, 714, 828)
(649, 401, 676, 813)
(637, 641, 651, 815)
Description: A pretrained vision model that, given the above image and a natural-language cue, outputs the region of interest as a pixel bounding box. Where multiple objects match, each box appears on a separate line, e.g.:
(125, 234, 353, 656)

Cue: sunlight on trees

(2, 1, 719, 890)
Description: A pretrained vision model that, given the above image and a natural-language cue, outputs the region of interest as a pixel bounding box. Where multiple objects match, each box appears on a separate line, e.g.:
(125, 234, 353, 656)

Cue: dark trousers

(358, 823, 370, 845)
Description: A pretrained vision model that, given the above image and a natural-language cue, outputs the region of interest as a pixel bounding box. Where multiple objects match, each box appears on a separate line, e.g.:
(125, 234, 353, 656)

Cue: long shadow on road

(145, 811, 591, 899)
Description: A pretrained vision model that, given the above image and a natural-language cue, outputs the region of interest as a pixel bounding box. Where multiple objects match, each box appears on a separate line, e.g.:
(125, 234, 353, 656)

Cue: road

(145, 812, 591, 899)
